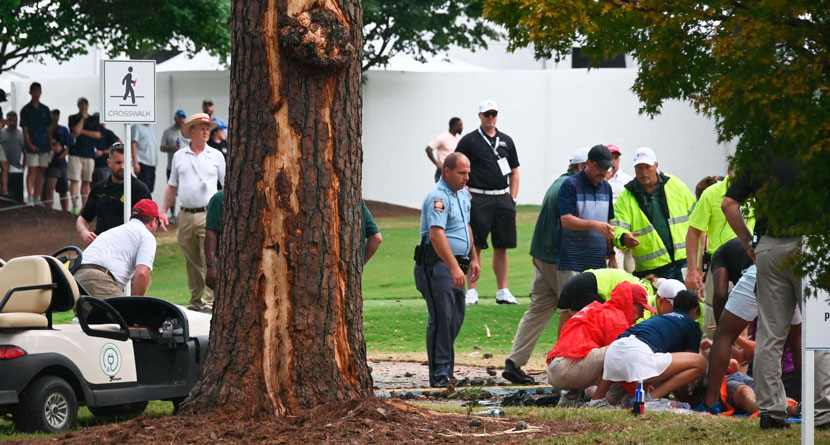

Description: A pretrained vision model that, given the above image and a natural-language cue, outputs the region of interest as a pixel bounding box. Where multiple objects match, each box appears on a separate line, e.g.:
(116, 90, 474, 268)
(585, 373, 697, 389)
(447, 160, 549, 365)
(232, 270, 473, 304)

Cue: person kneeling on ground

(74, 199, 163, 298)
(593, 290, 706, 404)
(556, 268, 656, 335)
(546, 281, 655, 407)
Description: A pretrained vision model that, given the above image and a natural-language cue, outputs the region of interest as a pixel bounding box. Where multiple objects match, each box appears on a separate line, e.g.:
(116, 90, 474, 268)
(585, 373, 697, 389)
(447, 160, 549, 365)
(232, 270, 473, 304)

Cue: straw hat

(182, 113, 218, 136)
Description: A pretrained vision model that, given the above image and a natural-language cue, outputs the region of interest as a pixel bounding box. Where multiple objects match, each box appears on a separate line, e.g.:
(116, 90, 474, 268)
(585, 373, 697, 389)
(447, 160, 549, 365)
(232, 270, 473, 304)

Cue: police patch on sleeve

(433, 198, 445, 213)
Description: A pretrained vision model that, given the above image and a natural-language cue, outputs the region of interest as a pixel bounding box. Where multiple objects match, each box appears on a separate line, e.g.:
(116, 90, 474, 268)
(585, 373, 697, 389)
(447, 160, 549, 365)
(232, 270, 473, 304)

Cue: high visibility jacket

(611, 173, 695, 272)
(587, 268, 655, 300)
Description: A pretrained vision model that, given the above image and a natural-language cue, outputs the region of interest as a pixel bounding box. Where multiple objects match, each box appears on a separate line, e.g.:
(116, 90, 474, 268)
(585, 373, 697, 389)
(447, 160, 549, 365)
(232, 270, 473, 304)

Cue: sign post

(803, 241, 830, 445)
(100, 59, 156, 296)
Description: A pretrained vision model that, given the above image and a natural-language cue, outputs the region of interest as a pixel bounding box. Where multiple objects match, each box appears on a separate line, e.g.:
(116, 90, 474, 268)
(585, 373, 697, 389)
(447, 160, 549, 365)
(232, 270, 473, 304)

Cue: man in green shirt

(362, 201, 382, 264)
(204, 190, 223, 292)
(502, 149, 587, 384)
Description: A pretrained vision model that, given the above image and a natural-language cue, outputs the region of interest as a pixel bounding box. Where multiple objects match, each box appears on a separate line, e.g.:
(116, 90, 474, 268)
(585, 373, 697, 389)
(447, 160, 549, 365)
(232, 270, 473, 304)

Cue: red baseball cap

(607, 144, 621, 155)
(631, 285, 656, 313)
(132, 199, 160, 218)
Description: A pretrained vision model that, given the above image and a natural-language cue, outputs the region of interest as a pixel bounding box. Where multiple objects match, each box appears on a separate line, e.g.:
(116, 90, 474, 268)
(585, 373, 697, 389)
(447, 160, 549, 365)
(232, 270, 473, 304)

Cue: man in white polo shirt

(75, 199, 161, 298)
(162, 113, 226, 313)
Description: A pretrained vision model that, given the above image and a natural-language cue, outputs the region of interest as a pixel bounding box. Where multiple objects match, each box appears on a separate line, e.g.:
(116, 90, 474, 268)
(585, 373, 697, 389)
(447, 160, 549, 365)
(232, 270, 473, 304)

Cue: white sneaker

(586, 398, 614, 409)
(496, 288, 519, 305)
(465, 288, 479, 306)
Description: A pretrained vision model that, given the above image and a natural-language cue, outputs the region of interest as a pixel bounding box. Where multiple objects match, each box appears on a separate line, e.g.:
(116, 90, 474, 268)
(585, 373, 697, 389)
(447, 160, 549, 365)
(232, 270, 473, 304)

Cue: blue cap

(175, 109, 186, 117)
(215, 123, 227, 130)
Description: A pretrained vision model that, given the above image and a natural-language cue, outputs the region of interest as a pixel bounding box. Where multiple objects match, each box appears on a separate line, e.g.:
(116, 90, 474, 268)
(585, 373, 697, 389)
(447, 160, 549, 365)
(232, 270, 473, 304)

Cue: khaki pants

(547, 346, 608, 390)
(701, 268, 716, 339)
(177, 211, 214, 309)
(507, 258, 559, 367)
(75, 268, 123, 298)
(755, 236, 830, 423)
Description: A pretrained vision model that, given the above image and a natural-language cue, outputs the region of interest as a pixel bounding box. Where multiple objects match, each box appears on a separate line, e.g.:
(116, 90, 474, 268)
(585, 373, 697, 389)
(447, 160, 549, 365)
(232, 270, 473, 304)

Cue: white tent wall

(363, 69, 731, 209)
(12, 67, 729, 210)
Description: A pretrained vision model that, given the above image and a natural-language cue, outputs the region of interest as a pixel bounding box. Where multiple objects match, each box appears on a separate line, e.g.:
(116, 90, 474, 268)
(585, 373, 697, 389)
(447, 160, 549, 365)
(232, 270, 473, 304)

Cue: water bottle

(474, 409, 504, 417)
(160, 320, 173, 338)
(632, 381, 644, 416)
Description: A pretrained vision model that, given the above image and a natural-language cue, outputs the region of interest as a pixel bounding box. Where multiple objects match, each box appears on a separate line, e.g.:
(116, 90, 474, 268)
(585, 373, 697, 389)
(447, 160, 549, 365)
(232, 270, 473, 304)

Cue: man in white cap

(162, 113, 226, 312)
(610, 147, 695, 281)
(502, 148, 586, 384)
(455, 100, 520, 305)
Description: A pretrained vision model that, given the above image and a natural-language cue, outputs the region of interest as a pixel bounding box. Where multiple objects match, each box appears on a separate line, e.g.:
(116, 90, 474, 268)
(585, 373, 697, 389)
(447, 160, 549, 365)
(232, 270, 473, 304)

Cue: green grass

(414, 402, 830, 444)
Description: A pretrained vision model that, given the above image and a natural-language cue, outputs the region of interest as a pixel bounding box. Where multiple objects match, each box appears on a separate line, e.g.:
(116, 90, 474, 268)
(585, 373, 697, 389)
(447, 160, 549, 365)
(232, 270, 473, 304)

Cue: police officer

(414, 152, 481, 388)
(76, 142, 155, 244)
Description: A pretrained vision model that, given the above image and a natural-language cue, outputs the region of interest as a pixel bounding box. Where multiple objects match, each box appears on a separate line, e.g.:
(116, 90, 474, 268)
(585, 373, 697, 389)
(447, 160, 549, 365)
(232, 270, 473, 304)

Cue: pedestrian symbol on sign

(122, 67, 137, 104)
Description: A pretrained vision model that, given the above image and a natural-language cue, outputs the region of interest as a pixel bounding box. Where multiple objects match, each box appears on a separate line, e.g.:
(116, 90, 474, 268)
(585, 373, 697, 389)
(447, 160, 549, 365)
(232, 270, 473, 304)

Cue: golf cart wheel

(14, 375, 78, 433)
(88, 400, 148, 419)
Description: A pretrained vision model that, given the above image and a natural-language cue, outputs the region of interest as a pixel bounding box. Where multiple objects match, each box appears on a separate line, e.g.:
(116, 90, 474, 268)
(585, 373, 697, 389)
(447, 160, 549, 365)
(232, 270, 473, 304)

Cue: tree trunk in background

(182, 0, 370, 417)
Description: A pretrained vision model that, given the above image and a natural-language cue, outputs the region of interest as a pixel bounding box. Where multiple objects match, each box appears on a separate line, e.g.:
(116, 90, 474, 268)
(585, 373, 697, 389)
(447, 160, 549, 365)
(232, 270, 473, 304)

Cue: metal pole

(123, 123, 132, 296)
(803, 313, 814, 445)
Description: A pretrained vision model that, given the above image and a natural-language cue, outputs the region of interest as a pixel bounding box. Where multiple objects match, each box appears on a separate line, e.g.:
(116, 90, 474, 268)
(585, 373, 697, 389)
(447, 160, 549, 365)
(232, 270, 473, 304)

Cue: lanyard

(477, 128, 500, 158)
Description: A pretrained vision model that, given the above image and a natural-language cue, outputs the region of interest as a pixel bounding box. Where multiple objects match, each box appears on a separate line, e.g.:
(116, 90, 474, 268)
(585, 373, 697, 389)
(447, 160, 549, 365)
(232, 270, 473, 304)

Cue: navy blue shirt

(48, 125, 70, 169)
(557, 170, 614, 271)
(68, 113, 101, 159)
(619, 310, 701, 353)
(20, 102, 52, 153)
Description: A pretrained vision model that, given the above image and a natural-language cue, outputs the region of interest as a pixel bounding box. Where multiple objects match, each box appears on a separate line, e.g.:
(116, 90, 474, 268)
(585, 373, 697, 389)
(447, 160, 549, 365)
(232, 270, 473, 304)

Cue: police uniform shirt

(80, 176, 152, 235)
(454, 128, 519, 191)
(419, 179, 472, 256)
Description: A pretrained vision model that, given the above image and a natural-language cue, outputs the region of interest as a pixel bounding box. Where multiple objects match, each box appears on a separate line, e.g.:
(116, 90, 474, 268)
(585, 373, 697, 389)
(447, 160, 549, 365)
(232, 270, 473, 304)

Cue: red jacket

(547, 281, 637, 363)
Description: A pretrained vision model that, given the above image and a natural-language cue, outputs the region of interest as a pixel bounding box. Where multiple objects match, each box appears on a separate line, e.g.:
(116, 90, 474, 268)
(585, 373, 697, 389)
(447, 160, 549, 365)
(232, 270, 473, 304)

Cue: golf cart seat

(0, 256, 80, 328)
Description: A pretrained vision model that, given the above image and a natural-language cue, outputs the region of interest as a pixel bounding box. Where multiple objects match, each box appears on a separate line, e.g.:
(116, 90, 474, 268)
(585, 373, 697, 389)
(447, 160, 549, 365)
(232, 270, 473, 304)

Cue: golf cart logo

(100, 343, 121, 377)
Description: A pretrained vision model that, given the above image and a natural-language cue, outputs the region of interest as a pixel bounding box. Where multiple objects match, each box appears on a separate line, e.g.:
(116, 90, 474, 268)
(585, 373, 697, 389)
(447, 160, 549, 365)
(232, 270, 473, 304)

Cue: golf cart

(0, 247, 210, 433)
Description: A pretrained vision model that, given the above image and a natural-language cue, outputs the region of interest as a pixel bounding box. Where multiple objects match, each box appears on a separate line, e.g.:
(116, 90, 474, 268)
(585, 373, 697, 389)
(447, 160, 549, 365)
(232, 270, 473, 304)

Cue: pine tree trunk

(182, 0, 370, 418)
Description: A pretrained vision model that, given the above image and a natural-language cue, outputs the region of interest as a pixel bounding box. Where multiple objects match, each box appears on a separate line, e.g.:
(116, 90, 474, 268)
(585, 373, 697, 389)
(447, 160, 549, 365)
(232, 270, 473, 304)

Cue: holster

(414, 239, 471, 275)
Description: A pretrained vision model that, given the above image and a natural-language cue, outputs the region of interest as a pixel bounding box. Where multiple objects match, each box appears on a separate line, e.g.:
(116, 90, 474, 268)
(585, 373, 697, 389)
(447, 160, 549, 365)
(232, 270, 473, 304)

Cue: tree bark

(182, 0, 370, 418)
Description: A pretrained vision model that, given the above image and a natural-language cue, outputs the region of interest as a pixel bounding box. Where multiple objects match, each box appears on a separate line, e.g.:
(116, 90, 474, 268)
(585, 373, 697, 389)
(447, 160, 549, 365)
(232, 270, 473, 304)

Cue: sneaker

(465, 288, 479, 306)
(496, 288, 519, 305)
(502, 359, 535, 384)
(73, 205, 81, 215)
(557, 390, 585, 408)
(586, 398, 614, 409)
(759, 415, 790, 430)
(693, 401, 721, 415)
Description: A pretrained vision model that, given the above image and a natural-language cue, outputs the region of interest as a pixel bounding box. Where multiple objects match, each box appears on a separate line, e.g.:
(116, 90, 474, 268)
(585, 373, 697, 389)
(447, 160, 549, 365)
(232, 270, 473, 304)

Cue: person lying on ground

(695, 264, 802, 414)
(592, 290, 706, 404)
(546, 281, 654, 407)
(556, 268, 656, 335)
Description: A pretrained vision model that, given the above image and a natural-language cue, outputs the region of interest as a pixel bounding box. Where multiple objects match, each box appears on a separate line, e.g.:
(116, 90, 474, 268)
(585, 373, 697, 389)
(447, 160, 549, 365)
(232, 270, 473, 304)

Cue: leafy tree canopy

(363, 0, 500, 71)
(484, 0, 830, 290)
(0, 0, 230, 74)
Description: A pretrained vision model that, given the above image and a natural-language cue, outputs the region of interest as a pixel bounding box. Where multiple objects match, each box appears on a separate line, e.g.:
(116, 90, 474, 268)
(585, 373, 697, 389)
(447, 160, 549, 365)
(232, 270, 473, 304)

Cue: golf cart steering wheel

(50, 246, 83, 274)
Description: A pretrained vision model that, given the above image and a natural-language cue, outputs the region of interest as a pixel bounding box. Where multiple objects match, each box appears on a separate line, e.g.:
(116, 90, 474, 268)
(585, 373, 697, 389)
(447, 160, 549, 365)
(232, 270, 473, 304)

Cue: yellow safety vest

(611, 173, 696, 272)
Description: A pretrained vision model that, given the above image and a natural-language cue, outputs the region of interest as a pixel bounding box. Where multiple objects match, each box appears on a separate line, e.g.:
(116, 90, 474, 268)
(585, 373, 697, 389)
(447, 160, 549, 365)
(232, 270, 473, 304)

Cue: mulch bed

(9, 398, 604, 444)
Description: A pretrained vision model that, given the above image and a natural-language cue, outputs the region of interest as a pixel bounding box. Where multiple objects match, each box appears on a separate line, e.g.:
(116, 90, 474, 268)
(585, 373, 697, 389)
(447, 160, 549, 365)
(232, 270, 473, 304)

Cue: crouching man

(75, 199, 163, 298)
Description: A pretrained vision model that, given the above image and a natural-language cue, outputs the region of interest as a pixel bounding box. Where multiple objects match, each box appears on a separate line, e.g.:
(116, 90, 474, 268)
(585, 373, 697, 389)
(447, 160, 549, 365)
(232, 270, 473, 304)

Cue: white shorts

(603, 335, 672, 382)
(724, 265, 802, 324)
(25, 152, 50, 168)
(67, 155, 95, 182)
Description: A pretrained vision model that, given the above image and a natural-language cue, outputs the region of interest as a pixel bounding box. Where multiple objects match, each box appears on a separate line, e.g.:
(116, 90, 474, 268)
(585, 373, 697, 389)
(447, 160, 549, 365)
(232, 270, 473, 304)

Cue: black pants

(414, 262, 466, 386)
(138, 164, 156, 193)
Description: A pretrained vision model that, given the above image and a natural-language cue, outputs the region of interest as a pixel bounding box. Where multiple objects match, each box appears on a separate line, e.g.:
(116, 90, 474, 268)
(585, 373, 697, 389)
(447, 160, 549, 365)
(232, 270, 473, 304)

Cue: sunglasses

(482, 111, 498, 118)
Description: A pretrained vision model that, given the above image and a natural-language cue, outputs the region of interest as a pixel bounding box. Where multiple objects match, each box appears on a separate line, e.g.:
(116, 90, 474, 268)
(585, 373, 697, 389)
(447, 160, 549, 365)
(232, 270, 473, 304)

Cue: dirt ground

(10, 397, 602, 445)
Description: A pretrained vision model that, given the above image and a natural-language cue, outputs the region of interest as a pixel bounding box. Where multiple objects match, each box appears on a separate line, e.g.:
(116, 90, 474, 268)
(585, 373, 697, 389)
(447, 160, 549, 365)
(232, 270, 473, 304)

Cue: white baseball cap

(569, 147, 590, 165)
(478, 100, 498, 113)
(633, 147, 658, 166)
(656, 279, 686, 300)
